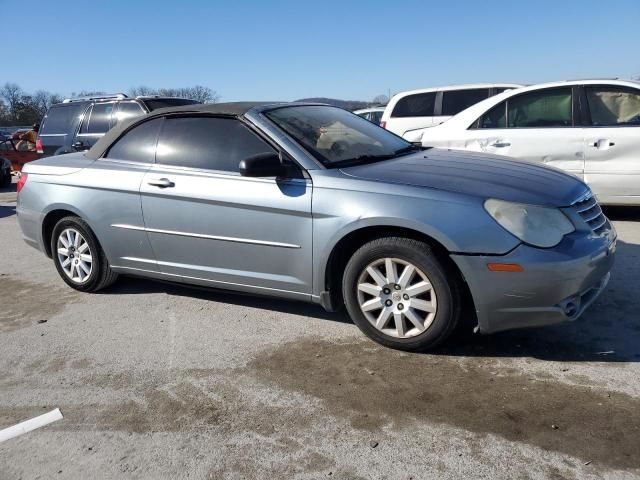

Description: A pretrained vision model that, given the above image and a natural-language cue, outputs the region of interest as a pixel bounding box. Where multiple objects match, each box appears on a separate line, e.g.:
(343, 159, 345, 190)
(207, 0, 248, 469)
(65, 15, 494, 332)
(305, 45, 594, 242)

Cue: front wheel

(51, 216, 119, 292)
(342, 237, 461, 351)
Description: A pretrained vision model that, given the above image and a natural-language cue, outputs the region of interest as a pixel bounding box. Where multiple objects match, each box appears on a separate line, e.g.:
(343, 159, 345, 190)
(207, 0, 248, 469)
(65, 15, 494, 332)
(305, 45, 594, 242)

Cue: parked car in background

(0, 126, 31, 138)
(0, 135, 39, 175)
(353, 107, 385, 125)
(380, 83, 523, 136)
(409, 79, 640, 205)
(37, 93, 202, 157)
(17, 102, 615, 351)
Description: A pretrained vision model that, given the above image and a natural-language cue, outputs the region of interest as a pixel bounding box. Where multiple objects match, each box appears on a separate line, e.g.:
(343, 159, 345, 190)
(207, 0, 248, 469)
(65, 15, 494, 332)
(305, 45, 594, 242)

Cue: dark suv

(37, 94, 201, 156)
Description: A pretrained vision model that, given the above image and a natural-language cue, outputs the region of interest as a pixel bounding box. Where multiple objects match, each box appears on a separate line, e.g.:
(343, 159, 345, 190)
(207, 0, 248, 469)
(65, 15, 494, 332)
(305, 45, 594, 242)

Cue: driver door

(140, 115, 313, 297)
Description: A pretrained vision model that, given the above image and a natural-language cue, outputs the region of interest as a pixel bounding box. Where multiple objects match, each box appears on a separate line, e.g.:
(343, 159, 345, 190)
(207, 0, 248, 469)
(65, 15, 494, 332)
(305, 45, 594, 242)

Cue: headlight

(484, 199, 575, 248)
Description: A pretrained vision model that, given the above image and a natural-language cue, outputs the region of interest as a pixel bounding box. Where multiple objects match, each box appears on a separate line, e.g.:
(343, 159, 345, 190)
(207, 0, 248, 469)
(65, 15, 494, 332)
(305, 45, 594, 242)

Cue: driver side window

(155, 117, 277, 173)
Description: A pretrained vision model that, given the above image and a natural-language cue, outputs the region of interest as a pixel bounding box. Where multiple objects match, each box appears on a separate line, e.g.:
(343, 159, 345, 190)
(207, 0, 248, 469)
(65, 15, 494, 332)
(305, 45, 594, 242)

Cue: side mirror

(239, 152, 287, 177)
(72, 140, 86, 151)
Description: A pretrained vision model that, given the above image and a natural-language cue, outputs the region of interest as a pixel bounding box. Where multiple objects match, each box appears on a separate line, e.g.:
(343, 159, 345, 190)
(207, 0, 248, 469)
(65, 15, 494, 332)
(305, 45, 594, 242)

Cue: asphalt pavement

(1, 177, 639, 479)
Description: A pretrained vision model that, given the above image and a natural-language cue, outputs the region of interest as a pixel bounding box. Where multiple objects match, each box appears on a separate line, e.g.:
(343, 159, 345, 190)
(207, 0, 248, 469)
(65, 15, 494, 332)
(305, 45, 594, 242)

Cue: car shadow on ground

(0, 178, 17, 218)
(0, 179, 17, 194)
(102, 205, 639, 363)
(602, 206, 640, 221)
(0, 205, 16, 218)
(108, 277, 352, 324)
(437, 237, 640, 363)
(107, 237, 639, 363)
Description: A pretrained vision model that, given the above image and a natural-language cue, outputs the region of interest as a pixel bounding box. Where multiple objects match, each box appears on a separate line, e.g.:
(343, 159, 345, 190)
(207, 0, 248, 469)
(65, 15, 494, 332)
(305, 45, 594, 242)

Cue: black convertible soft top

(85, 101, 281, 160)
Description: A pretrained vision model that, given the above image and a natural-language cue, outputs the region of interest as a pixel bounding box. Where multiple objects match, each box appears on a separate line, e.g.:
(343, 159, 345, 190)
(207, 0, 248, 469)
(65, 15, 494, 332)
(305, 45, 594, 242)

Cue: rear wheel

(51, 216, 118, 292)
(342, 237, 461, 351)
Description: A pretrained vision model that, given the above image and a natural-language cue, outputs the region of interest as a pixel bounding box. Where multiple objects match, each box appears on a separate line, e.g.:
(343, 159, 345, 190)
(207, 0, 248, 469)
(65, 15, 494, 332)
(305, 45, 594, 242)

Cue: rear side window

(155, 117, 275, 172)
(585, 86, 640, 126)
(441, 89, 489, 116)
(391, 92, 436, 117)
(370, 110, 383, 124)
(143, 98, 200, 111)
(80, 102, 115, 134)
(113, 102, 145, 125)
(40, 104, 85, 135)
(507, 88, 572, 128)
(105, 118, 163, 163)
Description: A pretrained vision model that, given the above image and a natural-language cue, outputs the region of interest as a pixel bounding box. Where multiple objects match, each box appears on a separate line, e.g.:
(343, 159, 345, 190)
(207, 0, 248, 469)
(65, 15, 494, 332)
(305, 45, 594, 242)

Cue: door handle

(147, 178, 175, 188)
(591, 140, 615, 148)
(490, 141, 511, 148)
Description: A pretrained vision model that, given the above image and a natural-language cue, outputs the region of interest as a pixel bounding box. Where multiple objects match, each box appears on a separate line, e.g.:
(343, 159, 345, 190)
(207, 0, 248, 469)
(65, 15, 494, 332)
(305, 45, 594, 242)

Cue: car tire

(51, 216, 118, 292)
(0, 161, 10, 186)
(342, 237, 461, 352)
(0, 171, 10, 187)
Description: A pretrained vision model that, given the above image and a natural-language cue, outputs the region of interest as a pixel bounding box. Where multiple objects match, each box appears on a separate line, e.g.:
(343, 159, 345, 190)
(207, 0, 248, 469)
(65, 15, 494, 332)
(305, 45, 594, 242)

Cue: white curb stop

(0, 408, 63, 443)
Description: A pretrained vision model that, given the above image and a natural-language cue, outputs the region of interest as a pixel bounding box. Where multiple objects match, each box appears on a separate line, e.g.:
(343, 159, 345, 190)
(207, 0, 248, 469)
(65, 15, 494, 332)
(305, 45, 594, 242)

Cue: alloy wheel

(356, 257, 437, 338)
(57, 228, 93, 283)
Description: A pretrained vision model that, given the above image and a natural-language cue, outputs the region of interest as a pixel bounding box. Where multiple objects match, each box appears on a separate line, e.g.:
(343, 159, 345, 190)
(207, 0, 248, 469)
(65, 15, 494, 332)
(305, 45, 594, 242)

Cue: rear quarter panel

(18, 156, 156, 267)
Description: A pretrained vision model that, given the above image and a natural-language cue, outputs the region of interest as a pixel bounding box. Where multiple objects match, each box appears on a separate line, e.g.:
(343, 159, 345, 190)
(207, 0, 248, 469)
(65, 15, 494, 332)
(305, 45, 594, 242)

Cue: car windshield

(264, 105, 418, 168)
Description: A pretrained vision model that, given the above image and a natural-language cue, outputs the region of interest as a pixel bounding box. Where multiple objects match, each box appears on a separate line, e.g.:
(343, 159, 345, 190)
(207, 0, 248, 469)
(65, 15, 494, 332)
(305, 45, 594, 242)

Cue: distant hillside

(295, 97, 374, 111)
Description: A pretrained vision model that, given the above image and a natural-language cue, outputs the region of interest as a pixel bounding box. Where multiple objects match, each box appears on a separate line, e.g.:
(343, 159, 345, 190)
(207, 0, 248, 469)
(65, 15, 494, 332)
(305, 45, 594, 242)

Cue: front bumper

(451, 229, 616, 334)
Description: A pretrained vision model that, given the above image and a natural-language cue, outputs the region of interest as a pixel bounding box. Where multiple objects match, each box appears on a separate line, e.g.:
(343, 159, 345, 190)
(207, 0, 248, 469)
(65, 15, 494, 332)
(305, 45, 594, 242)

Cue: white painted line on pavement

(0, 408, 63, 443)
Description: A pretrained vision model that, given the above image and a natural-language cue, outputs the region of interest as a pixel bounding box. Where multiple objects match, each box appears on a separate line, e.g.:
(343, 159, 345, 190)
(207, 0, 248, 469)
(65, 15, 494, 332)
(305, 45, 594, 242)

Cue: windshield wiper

(329, 154, 396, 168)
(329, 144, 429, 168)
(393, 143, 427, 156)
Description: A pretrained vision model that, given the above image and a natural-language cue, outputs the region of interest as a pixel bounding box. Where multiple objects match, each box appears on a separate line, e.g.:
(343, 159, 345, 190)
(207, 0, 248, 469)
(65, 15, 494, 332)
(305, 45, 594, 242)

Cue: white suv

(380, 83, 522, 136)
(411, 79, 640, 205)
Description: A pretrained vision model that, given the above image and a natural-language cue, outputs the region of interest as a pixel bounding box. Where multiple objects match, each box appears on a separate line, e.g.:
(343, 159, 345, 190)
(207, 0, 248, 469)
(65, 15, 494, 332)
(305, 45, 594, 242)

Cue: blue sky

(3, 0, 639, 101)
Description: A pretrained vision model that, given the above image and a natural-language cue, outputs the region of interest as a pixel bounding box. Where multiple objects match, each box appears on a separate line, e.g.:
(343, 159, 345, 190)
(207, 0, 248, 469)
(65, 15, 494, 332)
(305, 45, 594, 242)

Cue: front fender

(310, 175, 520, 297)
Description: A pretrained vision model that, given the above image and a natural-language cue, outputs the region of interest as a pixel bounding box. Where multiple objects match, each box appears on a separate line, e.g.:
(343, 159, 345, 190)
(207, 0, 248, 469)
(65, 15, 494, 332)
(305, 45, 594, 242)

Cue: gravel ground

(1, 177, 639, 479)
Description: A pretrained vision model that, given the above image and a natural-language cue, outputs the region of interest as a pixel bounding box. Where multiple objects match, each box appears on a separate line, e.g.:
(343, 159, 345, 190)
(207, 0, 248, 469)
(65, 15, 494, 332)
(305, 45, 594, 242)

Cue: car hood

(340, 148, 588, 207)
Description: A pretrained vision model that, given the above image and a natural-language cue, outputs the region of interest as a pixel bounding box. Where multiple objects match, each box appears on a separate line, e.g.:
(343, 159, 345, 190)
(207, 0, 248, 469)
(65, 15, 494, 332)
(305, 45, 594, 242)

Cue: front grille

(572, 192, 608, 235)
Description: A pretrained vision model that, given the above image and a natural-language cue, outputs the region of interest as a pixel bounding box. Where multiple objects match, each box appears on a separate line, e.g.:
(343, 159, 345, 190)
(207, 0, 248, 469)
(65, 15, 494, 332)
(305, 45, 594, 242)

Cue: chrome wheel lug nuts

(383, 288, 391, 295)
(403, 294, 409, 300)
(394, 284, 401, 290)
(385, 299, 393, 307)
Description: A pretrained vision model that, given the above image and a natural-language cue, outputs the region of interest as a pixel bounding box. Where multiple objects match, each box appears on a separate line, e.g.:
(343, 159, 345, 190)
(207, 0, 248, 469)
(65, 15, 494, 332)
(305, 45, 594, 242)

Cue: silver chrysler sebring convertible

(17, 102, 616, 351)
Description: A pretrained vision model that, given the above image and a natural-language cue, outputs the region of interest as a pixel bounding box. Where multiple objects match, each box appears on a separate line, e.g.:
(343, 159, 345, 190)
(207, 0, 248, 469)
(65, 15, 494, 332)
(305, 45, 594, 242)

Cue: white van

(381, 83, 522, 136)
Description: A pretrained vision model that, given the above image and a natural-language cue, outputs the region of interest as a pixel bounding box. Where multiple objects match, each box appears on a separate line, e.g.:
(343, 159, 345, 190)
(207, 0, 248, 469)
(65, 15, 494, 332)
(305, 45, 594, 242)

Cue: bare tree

(0, 83, 24, 119)
(129, 85, 220, 103)
(186, 85, 220, 104)
(372, 94, 389, 105)
(69, 90, 107, 98)
(128, 85, 156, 97)
(32, 90, 63, 118)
